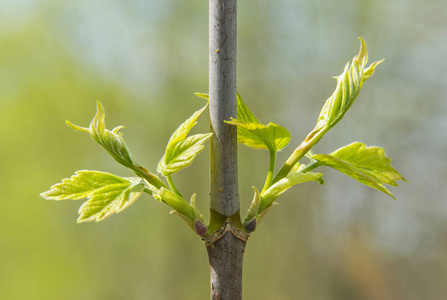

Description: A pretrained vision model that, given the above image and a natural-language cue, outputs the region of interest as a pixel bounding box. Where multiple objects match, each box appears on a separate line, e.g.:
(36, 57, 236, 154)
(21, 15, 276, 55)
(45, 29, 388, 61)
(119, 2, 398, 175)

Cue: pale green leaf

(243, 187, 261, 224)
(167, 104, 208, 148)
(196, 92, 292, 151)
(158, 105, 210, 176)
(158, 133, 213, 176)
(66, 101, 134, 169)
(189, 193, 203, 221)
(194, 92, 257, 126)
(314, 38, 384, 132)
(65, 102, 167, 190)
(311, 142, 405, 199)
(269, 39, 384, 183)
(226, 93, 291, 152)
(40, 170, 145, 222)
(195, 93, 209, 101)
(236, 92, 260, 124)
(260, 164, 323, 212)
(227, 120, 291, 152)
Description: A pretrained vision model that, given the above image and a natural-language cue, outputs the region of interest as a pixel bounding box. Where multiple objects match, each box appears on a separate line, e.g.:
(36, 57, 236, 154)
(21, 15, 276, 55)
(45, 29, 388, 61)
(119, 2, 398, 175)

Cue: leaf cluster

(41, 38, 405, 236)
(42, 101, 210, 232)
(222, 38, 405, 229)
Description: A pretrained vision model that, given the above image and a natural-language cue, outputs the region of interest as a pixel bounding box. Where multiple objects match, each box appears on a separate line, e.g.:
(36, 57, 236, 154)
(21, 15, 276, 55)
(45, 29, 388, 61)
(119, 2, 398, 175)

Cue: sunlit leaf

(314, 38, 384, 133)
(66, 101, 134, 169)
(226, 93, 291, 152)
(235, 92, 260, 124)
(65, 101, 167, 190)
(40, 170, 145, 222)
(227, 120, 291, 152)
(270, 38, 385, 184)
(312, 142, 405, 199)
(157, 105, 211, 176)
(158, 133, 213, 176)
(167, 104, 208, 148)
(195, 93, 209, 101)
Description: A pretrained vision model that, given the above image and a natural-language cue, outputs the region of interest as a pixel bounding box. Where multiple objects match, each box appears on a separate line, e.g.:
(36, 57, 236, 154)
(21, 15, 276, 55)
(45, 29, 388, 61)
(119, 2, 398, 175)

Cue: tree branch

(207, 1, 245, 299)
(209, 0, 239, 221)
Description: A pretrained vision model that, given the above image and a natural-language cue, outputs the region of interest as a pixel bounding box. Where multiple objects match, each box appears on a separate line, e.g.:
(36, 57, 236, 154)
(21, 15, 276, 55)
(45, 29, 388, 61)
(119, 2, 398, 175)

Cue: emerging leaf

(66, 101, 167, 190)
(311, 142, 405, 199)
(235, 92, 260, 125)
(154, 188, 196, 223)
(314, 38, 384, 133)
(158, 133, 213, 176)
(40, 170, 145, 222)
(195, 93, 209, 101)
(167, 104, 208, 148)
(272, 38, 385, 183)
(226, 93, 291, 152)
(260, 164, 323, 213)
(66, 101, 134, 169)
(157, 104, 211, 176)
(244, 187, 262, 224)
(227, 121, 291, 152)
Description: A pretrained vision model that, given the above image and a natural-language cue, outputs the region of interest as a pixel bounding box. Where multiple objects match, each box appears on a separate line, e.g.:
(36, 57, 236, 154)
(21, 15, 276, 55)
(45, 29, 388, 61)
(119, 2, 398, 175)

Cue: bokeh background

(1, 0, 446, 299)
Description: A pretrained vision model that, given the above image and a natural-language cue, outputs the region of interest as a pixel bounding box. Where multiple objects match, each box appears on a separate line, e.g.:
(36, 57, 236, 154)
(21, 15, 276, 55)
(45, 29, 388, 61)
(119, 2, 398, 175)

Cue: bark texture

(206, 224, 247, 300)
(208, 1, 245, 299)
(209, 0, 238, 217)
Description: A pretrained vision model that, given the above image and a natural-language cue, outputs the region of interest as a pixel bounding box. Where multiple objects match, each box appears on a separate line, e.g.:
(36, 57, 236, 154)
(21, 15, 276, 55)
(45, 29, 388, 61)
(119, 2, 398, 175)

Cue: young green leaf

(194, 93, 209, 101)
(195, 91, 290, 152)
(235, 92, 260, 125)
(166, 104, 208, 149)
(66, 101, 167, 190)
(189, 193, 204, 221)
(227, 121, 291, 152)
(311, 142, 405, 199)
(226, 93, 291, 152)
(157, 133, 213, 176)
(314, 37, 384, 133)
(259, 164, 323, 213)
(66, 101, 134, 169)
(273, 38, 384, 183)
(40, 170, 145, 222)
(157, 104, 210, 177)
(243, 187, 261, 224)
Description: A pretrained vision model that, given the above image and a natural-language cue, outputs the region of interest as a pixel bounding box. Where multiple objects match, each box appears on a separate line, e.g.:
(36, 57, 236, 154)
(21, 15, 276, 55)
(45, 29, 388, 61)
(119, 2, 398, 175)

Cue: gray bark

(208, 1, 246, 299)
(206, 221, 247, 300)
(209, 0, 239, 217)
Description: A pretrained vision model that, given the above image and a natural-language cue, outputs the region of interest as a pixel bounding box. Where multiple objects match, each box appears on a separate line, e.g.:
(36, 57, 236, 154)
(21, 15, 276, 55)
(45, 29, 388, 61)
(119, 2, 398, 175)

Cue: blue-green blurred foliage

(1, 0, 446, 299)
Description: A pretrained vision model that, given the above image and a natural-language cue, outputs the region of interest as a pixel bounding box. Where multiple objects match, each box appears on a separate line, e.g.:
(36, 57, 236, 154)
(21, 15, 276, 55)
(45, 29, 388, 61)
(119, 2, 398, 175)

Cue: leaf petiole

(132, 164, 169, 190)
(297, 159, 320, 174)
(273, 126, 328, 184)
(261, 150, 276, 194)
(167, 175, 183, 198)
(143, 188, 154, 196)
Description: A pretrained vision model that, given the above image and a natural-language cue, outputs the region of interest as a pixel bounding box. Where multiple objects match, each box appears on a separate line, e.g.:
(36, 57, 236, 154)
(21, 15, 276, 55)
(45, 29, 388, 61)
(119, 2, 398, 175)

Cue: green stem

(167, 175, 183, 197)
(133, 164, 169, 190)
(143, 188, 154, 196)
(299, 159, 320, 174)
(261, 150, 276, 194)
(272, 126, 328, 184)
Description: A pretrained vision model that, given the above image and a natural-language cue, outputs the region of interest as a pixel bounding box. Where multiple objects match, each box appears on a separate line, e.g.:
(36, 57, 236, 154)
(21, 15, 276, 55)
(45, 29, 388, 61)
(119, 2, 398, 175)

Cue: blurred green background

(1, 0, 446, 299)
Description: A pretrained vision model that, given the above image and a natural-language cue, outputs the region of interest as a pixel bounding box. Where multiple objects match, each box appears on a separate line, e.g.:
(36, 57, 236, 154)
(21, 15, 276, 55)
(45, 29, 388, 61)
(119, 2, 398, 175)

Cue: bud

(194, 219, 208, 237)
(244, 218, 257, 233)
(243, 187, 261, 224)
